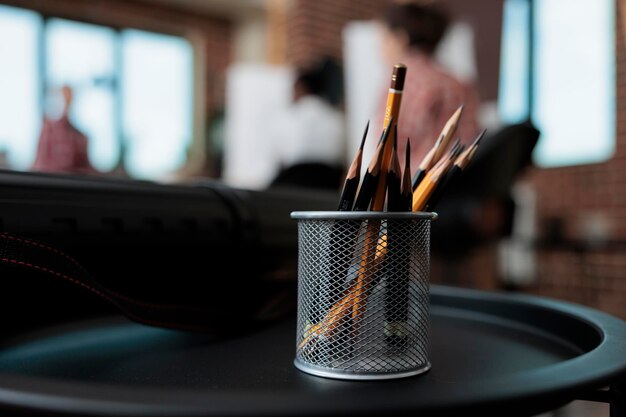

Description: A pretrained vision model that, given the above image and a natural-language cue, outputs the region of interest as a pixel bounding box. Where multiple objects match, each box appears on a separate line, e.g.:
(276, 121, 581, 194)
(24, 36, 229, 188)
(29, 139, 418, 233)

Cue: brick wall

(286, 0, 390, 67)
(285, 0, 502, 101)
(435, 0, 626, 320)
(521, 0, 626, 319)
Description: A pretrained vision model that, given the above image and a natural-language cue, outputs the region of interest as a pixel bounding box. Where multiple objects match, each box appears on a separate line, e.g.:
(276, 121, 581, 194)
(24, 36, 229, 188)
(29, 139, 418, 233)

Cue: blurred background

(0, 1, 622, 414)
(0, 0, 622, 337)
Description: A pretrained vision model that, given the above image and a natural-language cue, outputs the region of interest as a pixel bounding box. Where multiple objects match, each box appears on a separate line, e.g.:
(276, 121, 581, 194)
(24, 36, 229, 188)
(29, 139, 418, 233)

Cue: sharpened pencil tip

(381, 116, 394, 144)
(405, 138, 411, 165)
(450, 138, 461, 152)
(473, 129, 487, 146)
(376, 116, 394, 147)
(359, 120, 370, 150)
(452, 143, 465, 159)
(452, 104, 464, 120)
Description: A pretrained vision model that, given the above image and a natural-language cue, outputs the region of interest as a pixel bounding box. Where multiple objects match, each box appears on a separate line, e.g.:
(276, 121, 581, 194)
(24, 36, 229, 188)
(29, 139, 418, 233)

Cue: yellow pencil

(371, 64, 407, 211)
(412, 105, 464, 190)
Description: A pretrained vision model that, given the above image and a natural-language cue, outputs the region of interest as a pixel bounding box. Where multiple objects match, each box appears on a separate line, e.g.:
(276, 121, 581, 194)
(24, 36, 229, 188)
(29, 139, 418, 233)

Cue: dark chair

(431, 122, 540, 259)
(270, 162, 344, 190)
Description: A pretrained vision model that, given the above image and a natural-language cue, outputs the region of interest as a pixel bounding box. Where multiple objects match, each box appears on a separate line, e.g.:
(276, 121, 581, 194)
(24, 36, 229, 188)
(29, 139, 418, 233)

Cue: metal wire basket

(290, 211, 437, 380)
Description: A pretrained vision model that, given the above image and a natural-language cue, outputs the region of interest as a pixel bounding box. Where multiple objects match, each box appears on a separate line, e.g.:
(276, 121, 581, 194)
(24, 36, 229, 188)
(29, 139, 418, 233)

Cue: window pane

(46, 18, 117, 172)
(532, 0, 615, 167)
(498, 0, 530, 124)
(0, 5, 41, 170)
(121, 30, 193, 180)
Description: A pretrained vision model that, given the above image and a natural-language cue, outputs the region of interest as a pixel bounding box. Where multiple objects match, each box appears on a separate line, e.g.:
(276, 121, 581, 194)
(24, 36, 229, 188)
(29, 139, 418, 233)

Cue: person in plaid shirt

(374, 2, 480, 176)
(32, 86, 96, 175)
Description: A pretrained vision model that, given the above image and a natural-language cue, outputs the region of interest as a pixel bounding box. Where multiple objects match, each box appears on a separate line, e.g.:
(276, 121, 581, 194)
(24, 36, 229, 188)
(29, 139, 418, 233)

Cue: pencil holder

(290, 211, 437, 380)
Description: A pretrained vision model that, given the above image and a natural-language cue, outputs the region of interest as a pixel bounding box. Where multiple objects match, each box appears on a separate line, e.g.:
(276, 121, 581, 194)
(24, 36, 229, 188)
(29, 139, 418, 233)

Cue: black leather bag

(0, 171, 335, 336)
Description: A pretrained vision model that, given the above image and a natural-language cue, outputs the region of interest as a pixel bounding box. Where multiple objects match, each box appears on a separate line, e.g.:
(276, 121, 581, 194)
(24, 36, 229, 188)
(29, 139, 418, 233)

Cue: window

(0, 6, 194, 180)
(498, 0, 530, 124)
(499, 0, 615, 167)
(122, 30, 193, 179)
(46, 19, 118, 172)
(0, 5, 41, 170)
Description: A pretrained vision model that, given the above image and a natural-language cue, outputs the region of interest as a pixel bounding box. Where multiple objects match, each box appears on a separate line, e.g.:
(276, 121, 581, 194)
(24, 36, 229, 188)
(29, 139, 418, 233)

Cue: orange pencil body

(412, 156, 455, 211)
(412, 175, 437, 211)
(383, 88, 403, 131)
(352, 224, 379, 321)
(353, 64, 406, 328)
(371, 64, 406, 211)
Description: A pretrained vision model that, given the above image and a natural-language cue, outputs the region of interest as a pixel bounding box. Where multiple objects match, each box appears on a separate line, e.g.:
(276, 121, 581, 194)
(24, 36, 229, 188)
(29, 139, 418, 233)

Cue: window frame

(499, 0, 616, 168)
(0, 4, 197, 178)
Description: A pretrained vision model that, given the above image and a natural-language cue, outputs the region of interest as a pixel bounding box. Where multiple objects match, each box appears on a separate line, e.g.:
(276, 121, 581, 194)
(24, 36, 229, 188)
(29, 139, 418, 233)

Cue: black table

(0, 285, 625, 416)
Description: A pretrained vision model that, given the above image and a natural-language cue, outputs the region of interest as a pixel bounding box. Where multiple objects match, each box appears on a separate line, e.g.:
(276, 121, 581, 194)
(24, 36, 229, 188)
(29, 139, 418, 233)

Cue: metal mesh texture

(295, 216, 430, 379)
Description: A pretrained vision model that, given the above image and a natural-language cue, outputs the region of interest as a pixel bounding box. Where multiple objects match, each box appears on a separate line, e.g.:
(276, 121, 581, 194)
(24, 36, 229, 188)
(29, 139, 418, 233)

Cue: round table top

(0, 285, 624, 416)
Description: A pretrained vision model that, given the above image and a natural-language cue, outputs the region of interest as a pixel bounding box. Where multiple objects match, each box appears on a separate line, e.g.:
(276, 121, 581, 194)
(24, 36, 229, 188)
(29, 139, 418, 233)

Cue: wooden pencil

(386, 128, 403, 212)
(412, 105, 464, 190)
(374, 130, 402, 264)
(458, 129, 486, 169)
(337, 121, 369, 211)
(299, 71, 476, 355)
(371, 64, 407, 212)
(432, 105, 464, 164)
(401, 138, 413, 211)
(318, 122, 372, 325)
(350, 67, 407, 325)
(411, 148, 434, 191)
(412, 152, 455, 212)
(384, 138, 413, 345)
(350, 125, 396, 321)
(351, 125, 400, 322)
(422, 142, 463, 209)
(353, 119, 393, 211)
(425, 130, 485, 211)
(299, 122, 392, 351)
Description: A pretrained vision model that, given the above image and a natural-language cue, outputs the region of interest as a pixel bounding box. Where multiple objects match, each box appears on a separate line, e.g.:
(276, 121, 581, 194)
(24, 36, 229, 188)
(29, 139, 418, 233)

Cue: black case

(0, 170, 336, 335)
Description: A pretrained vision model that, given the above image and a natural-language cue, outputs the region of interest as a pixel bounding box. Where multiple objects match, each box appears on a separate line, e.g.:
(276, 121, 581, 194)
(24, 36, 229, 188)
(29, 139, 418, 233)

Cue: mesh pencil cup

(290, 211, 437, 380)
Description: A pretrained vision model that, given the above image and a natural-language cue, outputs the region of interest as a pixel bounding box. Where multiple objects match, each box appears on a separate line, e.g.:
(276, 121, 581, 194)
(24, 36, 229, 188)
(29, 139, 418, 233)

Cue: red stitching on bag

(2, 233, 83, 269)
(2, 258, 113, 303)
(0, 257, 213, 333)
(0, 233, 212, 314)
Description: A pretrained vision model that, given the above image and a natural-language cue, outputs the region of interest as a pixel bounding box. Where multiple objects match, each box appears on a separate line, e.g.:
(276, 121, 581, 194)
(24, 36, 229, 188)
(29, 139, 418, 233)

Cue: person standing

(269, 65, 346, 189)
(375, 2, 480, 175)
(32, 86, 96, 175)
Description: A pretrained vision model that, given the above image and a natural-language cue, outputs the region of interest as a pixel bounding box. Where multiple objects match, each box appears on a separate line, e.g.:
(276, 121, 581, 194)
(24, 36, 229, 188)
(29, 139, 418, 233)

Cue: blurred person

(32, 86, 97, 175)
(0, 148, 10, 170)
(269, 64, 346, 189)
(374, 2, 480, 175)
(371, 3, 538, 288)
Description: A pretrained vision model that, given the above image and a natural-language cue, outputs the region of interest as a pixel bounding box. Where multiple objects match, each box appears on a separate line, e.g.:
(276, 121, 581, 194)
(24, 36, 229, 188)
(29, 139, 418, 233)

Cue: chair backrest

(449, 122, 540, 198)
(270, 162, 344, 190)
(430, 122, 540, 258)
